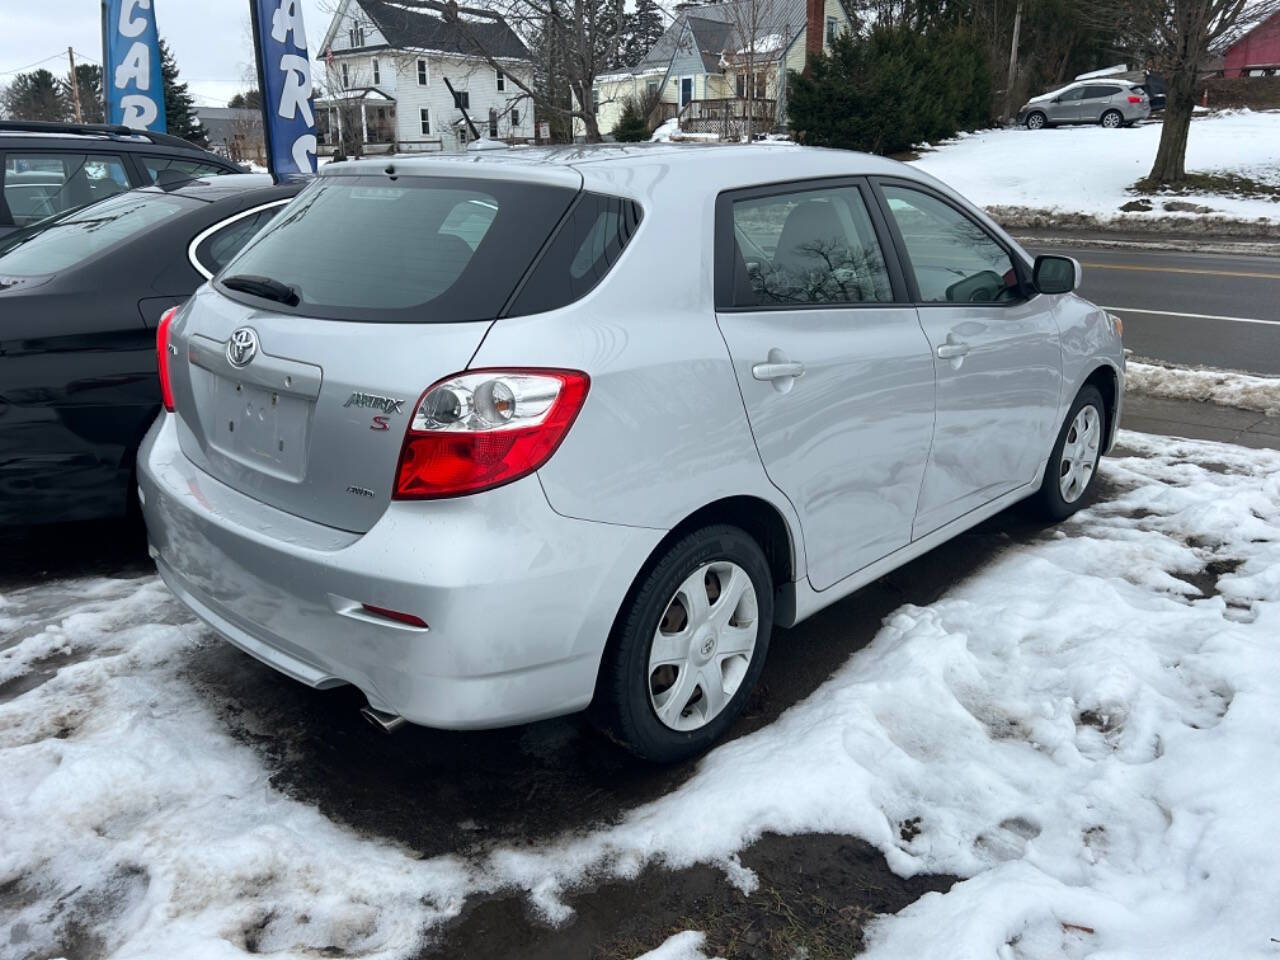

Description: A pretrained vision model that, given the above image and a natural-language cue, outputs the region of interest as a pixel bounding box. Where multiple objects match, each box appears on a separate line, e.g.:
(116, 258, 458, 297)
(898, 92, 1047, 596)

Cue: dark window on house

(508, 193, 642, 317)
(511, 108, 520, 126)
(489, 108, 498, 137)
(592, 87, 600, 110)
(348, 22, 365, 46)
(496, 69, 506, 91)
(453, 89, 470, 109)
(826, 16, 839, 44)
(341, 62, 349, 88)
(372, 58, 380, 85)
(417, 58, 428, 85)
(646, 79, 659, 98)
(419, 108, 431, 135)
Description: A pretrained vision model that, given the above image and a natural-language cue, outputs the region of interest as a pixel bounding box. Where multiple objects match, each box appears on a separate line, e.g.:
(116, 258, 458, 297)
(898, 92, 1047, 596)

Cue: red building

(1222, 12, 1280, 77)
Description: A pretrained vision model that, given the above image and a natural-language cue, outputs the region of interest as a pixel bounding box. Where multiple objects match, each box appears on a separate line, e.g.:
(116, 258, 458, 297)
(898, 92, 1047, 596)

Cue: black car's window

(141, 156, 229, 185)
(881, 185, 1022, 304)
(2, 152, 130, 226)
(193, 206, 285, 277)
(0, 190, 186, 276)
(508, 192, 641, 317)
(218, 175, 578, 322)
(728, 185, 892, 307)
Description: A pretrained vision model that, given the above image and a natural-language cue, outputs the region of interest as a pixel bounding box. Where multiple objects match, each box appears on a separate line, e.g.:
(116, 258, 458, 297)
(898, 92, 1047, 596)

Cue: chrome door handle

(752, 361, 806, 381)
(936, 341, 971, 360)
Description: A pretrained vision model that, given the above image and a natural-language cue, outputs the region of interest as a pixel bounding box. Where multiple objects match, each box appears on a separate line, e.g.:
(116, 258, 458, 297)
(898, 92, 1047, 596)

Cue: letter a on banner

(250, 0, 318, 176)
(102, 0, 166, 131)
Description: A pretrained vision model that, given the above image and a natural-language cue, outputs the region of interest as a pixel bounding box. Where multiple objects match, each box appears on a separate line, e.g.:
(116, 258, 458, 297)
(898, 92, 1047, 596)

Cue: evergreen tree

(0, 69, 69, 122)
(228, 89, 263, 110)
(159, 39, 208, 144)
(619, 0, 666, 66)
(611, 96, 650, 140)
(59, 64, 104, 124)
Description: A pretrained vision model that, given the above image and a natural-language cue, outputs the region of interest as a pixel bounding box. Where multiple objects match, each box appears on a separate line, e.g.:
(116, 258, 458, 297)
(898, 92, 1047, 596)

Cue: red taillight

(360, 604, 428, 628)
(156, 306, 179, 412)
(1128, 96, 1142, 103)
(393, 368, 590, 499)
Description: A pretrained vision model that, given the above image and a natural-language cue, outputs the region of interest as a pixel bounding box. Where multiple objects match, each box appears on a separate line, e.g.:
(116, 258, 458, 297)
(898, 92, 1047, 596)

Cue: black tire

(592, 524, 773, 763)
(1033, 385, 1106, 521)
(1101, 110, 1123, 129)
(1025, 111, 1047, 130)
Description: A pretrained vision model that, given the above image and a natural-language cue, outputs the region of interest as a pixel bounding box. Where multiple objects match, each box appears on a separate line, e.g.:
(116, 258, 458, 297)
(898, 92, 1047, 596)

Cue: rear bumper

(139, 414, 664, 729)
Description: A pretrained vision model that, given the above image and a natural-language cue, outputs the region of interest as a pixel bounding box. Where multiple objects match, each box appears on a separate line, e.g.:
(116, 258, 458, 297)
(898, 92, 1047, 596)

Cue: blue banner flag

(103, 0, 166, 131)
(250, 0, 318, 176)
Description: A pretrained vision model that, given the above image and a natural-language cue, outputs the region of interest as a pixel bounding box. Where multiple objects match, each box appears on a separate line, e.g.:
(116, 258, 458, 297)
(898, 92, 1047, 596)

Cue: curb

(991, 205, 1280, 243)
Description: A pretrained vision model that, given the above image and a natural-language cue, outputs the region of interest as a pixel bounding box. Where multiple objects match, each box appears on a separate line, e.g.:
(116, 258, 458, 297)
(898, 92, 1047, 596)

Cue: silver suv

(1018, 80, 1151, 129)
(139, 145, 1124, 762)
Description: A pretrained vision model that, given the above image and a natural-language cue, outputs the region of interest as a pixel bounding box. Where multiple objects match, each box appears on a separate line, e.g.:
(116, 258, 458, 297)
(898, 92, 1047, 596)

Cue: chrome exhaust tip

(361, 705, 407, 733)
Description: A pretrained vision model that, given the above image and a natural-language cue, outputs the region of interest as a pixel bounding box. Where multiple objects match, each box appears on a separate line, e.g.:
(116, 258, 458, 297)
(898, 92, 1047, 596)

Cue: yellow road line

(1080, 261, 1280, 280)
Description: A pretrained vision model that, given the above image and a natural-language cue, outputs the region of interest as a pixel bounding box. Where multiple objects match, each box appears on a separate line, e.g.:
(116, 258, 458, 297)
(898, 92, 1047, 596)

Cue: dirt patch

(423, 833, 957, 960)
(991, 204, 1280, 239)
(1179, 556, 1244, 600)
(1132, 172, 1280, 203)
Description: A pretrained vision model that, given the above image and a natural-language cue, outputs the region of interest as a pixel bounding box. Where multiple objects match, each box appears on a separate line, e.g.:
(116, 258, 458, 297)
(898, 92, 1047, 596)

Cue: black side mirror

(1033, 254, 1080, 294)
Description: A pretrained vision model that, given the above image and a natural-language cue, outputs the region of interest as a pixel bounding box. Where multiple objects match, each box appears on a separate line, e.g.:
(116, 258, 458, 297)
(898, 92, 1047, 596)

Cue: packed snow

(4, 432, 1280, 958)
(910, 109, 1280, 223)
(1127, 359, 1280, 415)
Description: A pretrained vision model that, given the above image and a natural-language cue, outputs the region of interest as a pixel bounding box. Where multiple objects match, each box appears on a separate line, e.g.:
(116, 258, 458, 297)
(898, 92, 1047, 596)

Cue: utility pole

(68, 47, 84, 123)
(1004, 0, 1023, 122)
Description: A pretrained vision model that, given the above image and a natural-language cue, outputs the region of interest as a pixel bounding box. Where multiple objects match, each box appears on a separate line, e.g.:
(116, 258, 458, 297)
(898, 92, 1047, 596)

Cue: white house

(317, 0, 535, 154)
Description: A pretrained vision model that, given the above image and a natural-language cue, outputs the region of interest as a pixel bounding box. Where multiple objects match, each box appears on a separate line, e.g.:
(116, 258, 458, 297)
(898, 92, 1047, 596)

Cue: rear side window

(192, 205, 285, 278)
(141, 156, 230, 185)
(0, 190, 186, 276)
(3, 152, 131, 226)
(508, 193, 641, 317)
(218, 175, 578, 322)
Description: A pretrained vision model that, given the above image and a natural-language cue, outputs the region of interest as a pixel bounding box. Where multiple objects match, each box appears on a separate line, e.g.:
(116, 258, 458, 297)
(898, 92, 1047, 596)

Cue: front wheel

(1033, 385, 1106, 521)
(592, 525, 773, 763)
(1025, 111, 1047, 130)
(1100, 110, 1123, 129)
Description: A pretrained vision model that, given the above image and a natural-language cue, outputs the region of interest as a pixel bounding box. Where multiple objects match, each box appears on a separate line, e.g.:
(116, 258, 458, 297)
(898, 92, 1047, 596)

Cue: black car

(0, 174, 303, 527)
(1, 120, 243, 238)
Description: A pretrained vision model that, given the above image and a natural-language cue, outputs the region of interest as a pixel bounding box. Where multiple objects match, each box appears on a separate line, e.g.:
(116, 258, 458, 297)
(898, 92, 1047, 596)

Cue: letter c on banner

(118, 0, 152, 38)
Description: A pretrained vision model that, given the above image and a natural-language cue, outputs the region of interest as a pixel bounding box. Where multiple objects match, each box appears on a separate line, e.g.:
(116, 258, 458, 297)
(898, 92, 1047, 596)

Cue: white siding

(327, 0, 387, 52)
(389, 54, 534, 152)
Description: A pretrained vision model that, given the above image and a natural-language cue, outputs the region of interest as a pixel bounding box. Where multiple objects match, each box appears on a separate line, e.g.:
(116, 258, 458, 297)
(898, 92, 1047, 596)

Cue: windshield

(0, 190, 189, 277)
(217, 174, 579, 322)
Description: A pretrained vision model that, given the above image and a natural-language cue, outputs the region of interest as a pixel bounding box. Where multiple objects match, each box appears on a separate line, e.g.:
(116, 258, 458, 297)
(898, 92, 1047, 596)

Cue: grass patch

(1132, 172, 1280, 201)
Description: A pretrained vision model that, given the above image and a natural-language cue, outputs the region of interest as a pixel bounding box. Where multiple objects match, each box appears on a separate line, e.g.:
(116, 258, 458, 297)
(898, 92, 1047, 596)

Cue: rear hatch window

(217, 175, 579, 322)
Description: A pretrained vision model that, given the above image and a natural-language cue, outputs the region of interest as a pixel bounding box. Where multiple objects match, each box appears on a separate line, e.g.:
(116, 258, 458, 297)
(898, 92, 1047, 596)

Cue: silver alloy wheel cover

(1027, 113, 1044, 129)
(1102, 111, 1121, 128)
(1059, 403, 1102, 503)
(648, 560, 759, 732)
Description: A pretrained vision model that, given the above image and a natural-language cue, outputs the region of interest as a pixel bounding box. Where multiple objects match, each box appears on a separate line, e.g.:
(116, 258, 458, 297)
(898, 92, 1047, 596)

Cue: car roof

(150, 172, 293, 201)
(322, 143, 919, 195)
(0, 122, 236, 164)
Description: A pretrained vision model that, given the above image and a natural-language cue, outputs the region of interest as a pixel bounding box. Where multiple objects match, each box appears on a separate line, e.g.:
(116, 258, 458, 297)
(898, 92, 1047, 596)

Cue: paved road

(1020, 241, 1280, 375)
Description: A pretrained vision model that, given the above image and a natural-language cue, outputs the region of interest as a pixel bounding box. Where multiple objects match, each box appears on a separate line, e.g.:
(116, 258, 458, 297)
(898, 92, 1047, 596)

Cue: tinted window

(729, 185, 892, 307)
(141, 156, 229, 185)
(193, 206, 284, 277)
(3, 152, 130, 226)
(0, 190, 186, 276)
(1083, 85, 1122, 98)
(219, 175, 578, 322)
(882, 185, 1021, 304)
(1058, 87, 1085, 102)
(509, 193, 641, 316)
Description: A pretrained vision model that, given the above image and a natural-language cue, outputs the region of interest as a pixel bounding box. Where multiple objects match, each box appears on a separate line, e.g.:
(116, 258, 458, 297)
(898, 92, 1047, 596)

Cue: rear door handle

(936, 341, 971, 360)
(752, 361, 806, 381)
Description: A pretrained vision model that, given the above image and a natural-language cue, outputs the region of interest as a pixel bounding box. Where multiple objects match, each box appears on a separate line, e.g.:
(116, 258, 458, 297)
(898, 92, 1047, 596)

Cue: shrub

(611, 97, 651, 142)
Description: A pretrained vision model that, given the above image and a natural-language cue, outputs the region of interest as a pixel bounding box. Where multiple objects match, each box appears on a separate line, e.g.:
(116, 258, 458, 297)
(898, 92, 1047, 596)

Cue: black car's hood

(0, 274, 54, 294)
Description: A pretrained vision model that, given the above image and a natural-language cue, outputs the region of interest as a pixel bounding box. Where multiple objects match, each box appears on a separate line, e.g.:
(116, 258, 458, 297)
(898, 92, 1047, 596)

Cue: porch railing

(679, 98, 778, 138)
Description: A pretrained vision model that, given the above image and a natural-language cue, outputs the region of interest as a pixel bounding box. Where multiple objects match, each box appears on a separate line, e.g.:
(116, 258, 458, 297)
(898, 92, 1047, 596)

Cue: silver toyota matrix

(140, 144, 1124, 762)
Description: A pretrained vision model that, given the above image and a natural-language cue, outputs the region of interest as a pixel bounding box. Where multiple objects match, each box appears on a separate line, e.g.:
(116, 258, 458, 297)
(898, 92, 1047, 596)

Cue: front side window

(2, 152, 130, 227)
(0, 190, 186, 275)
(881, 184, 1022, 304)
(729, 185, 892, 307)
(217, 176, 578, 322)
(1058, 86, 1085, 102)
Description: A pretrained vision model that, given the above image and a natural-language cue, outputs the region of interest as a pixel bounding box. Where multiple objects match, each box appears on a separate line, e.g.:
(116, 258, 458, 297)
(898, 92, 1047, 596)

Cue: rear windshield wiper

(222, 274, 300, 307)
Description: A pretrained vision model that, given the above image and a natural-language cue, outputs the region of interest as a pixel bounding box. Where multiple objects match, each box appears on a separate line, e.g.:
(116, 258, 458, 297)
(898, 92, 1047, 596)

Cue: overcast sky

(0, 0, 333, 109)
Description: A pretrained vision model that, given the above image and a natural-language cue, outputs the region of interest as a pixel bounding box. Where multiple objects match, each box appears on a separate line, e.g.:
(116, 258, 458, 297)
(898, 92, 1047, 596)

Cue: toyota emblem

(226, 327, 259, 368)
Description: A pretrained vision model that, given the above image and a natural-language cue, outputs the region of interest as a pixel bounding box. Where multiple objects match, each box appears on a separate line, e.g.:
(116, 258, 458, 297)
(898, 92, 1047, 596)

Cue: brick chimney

(805, 0, 825, 70)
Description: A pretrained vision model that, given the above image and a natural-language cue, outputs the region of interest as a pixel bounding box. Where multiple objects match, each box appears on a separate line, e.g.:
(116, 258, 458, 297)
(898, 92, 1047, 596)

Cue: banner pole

(101, 0, 109, 123)
(248, 0, 277, 180)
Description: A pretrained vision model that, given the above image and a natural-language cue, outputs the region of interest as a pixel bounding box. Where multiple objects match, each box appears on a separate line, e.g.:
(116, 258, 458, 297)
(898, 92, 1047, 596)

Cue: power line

(0, 51, 68, 77)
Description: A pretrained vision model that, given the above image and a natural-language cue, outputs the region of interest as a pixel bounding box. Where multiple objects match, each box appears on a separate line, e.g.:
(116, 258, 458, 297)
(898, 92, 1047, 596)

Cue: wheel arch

(1080, 362, 1120, 452)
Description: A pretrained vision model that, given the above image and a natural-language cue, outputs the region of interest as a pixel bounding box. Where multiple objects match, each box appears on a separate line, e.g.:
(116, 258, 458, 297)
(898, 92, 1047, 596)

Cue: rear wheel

(1033, 385, 1105, 521)
(1025, 111, 1047, 130)
(592, 524, 772, 763)
(1101, 110, 1123, 129)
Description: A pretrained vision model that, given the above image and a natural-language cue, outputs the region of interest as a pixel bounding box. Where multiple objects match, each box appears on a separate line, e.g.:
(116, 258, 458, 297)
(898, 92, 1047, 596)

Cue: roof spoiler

(0, 119, 207, 152)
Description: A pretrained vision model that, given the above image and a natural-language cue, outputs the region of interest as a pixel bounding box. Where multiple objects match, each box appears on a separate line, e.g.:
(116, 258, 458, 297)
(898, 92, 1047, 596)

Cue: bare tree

(721, 0, 774, 141)
(1096, 0, 1280, 185)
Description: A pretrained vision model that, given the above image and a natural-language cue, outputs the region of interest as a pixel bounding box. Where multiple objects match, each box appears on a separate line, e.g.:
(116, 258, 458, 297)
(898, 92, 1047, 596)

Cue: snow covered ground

(4, 432, 1280, 958)
(909, 110, 1280, 224)
(1127, 359, 1280, 415)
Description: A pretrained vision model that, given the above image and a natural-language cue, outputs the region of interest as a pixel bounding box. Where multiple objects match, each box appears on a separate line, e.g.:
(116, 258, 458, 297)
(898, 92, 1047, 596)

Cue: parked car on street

(1017, 80, 1151, 129)
(139, 145, 1125, 762)
(0, 120, 243, 238)
(0, 174, 302, 527)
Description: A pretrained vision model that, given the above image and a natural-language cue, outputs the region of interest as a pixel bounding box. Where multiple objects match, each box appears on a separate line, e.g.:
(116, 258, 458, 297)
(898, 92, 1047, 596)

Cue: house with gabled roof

(589, 0, 855, 139)
(316, 0, 535, 154)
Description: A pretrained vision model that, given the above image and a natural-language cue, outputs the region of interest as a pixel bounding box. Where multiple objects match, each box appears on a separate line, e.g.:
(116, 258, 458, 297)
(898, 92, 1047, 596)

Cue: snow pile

(649, 118, 720, 143)
(1127, 359, 1280, 415)
(5, 432, 1280, 958)
(910, 110, 1280, 223)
